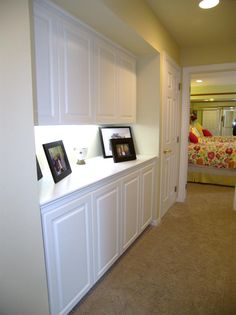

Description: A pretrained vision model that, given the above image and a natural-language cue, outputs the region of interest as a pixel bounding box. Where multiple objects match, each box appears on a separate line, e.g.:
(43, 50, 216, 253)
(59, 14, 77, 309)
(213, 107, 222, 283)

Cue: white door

(222, 108, 236, 136)
(140, 164, 154, 231)
(59, 18, 94, 124)
(117, 51, 136, 123)
(94, 38, 117, 123)
(202, 109, 221, 135)
(93, 181, 120, 281)
(33, 3, 60, 125)
(121, 171, 140, 252)
(160, 53, 181, 218)
(42, 195, 93, 315)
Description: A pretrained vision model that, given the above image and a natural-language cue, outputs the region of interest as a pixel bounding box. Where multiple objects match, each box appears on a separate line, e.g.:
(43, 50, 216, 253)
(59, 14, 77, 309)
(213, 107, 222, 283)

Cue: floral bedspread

(188, 140, 236, 169)
(200, 136, 236, 144)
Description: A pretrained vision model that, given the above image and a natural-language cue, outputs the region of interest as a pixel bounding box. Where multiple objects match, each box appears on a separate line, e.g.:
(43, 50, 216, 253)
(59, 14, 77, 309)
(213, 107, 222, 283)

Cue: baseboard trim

(151, 218, 161, 226)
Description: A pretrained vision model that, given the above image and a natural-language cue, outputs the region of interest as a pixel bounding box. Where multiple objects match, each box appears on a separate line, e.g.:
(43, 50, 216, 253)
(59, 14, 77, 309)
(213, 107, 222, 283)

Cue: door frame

(177, 62, 236, 202)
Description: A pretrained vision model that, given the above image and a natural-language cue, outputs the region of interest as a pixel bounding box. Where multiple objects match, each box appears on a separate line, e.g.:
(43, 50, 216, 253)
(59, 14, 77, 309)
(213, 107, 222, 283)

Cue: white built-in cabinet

(93, 181, 120, 281)
(140, 164, 155, 232)
(59, 17, 94, 124)
(33, 0, 136, 125)
(94, 38, 136, 124)
(40, 157, 156, 315)
(34, 4, 59, 124)
(41, 194, 94, 315)
(121, 171, 140, 252)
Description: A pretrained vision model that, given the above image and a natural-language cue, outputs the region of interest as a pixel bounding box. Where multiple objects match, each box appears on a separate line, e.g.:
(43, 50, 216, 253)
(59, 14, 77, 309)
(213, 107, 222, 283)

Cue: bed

(188, 129, 236, 186)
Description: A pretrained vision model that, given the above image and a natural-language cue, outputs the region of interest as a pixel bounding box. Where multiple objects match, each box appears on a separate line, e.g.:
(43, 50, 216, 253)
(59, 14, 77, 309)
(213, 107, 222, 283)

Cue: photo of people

(43, 140, 72, 183)
(116, 143, 131, 157)
(99, 127, 132, 157)
(110, 137, 136, 163)
(49, 146, 67, 175)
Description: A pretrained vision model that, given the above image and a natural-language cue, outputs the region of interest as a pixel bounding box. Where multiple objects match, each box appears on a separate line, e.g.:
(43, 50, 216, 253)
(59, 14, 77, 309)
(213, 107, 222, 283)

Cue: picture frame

(110, 138, 136, 163)
(99, 126, 133, 158)
(36, 156, 43, 181)
(43, 140, 72, 183)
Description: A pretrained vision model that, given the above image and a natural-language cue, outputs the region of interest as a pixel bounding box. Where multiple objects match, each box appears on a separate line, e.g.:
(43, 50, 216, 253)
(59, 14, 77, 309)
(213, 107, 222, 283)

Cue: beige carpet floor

(71, 183, 236, 315)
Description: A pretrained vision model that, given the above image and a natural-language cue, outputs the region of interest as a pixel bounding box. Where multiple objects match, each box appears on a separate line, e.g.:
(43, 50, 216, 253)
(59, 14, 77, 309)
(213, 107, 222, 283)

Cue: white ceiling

(146, 0, 236, 48)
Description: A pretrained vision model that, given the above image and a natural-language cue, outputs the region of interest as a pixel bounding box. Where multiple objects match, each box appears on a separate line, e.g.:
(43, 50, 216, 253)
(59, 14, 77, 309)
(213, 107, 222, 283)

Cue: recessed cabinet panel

(140, 165, 154, 232)
(117, 53, 136, 122)
(121, 171, 140, 252)
(94, 38, 136, 124)
(42, 195, 93, 315)
(60, 20, 93, 123)
(94, 40, 117, 122)
(93, 182, 120, 280)
(34, 5, 59, 124)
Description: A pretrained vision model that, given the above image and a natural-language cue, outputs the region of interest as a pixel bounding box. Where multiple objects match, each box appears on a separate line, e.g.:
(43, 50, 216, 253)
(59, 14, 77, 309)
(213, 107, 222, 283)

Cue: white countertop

(38, 155, 157, 206)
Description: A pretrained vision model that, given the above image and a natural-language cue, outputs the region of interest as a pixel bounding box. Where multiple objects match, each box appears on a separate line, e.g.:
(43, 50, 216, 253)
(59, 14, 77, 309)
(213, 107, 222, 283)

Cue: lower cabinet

(140, 164, 155, 232)
(121, 171, 140, 252)
(41, 159, 156, 315)
(93, 181, 120, 281)
(41, 194, 93, 315)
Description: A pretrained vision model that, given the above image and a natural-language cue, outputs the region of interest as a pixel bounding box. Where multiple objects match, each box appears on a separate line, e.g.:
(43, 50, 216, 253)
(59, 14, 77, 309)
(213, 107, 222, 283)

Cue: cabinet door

(117, 51, 136, 123)
(94, 38, 117, 123)
(59, 19, 94, 124)
(140, 165, 155, 232)
(33, 3, 59, 125)
(121, 171, 140, 252)
(42, 195, 93, 315)
(93, 181, 120, 281)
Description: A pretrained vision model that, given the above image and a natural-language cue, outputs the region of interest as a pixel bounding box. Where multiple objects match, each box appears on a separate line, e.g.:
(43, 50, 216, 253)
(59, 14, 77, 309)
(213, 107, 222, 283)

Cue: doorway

(178, 62, 236, 202)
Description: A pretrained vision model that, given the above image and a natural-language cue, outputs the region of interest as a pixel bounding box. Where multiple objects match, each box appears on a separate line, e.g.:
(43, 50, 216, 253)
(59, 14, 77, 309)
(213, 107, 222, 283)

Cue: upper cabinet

(94, 38, 136, 124)
(33, 0, 136, 125)
(33, 3, 59, 125)
(58, 17, 94, 124)
(117, 51, 136, 123)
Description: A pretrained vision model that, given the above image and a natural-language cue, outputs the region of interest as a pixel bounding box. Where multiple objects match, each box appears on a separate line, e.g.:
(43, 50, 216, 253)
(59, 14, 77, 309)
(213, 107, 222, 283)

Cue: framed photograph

(99, 126, 133, 158)
(36, 156, 43, 181)
(43, 140, 72, 183)
(110, 138, 136, 163)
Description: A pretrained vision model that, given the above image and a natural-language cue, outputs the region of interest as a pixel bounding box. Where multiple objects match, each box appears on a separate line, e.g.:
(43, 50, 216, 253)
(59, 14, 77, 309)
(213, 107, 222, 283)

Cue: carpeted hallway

(71, 183, 236, 315)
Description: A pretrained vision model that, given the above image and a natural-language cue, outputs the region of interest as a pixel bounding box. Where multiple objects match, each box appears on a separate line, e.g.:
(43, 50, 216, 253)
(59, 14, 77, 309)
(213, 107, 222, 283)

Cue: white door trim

(177, 62, 236, 202)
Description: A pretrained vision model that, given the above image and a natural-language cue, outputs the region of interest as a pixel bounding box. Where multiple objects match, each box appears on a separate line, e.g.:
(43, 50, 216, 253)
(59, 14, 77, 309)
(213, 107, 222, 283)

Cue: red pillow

(189, 131, 198, 143)
(202, 129, 212, 137)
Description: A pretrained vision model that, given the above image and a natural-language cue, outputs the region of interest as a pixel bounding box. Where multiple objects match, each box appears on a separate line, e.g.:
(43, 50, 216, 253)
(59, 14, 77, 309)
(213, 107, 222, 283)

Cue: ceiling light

(199, 0, 220, 9)
(196, 79, 203, 83)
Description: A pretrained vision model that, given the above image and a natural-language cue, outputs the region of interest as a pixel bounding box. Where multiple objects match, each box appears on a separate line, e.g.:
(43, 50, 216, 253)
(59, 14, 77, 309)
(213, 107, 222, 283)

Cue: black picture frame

(43, 140, 72, 183)
(110, 138, 136, 163)
(99, 126, 133, 158)
(36, 156, 43, 181)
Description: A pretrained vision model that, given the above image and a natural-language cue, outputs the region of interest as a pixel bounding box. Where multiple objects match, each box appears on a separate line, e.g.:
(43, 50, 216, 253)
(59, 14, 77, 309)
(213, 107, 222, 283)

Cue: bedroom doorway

(178, 62, 236, 202)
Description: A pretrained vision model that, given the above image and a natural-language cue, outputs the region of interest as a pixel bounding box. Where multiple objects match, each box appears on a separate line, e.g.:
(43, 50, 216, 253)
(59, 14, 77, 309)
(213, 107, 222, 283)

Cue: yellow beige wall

(102, 0, 180, 64)
(191, 84, 236, 95)
(181, 43, 236, 67)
